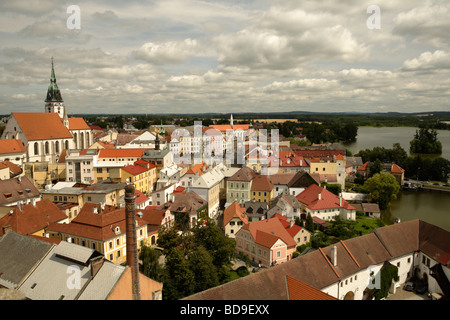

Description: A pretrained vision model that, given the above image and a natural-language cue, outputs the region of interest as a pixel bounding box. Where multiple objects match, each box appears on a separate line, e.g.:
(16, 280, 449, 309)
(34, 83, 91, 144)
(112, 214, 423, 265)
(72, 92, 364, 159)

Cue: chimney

(331, 245, 337, 267)
(339, 195, 343, 207)
(125, 184, 141, 300)
(318, 193, 321, 200)
(90, 256, 104, 278)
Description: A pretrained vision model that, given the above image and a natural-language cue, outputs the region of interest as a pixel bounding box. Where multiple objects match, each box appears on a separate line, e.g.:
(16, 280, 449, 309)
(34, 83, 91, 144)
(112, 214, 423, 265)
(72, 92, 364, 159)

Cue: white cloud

(133, 39, 201, 64)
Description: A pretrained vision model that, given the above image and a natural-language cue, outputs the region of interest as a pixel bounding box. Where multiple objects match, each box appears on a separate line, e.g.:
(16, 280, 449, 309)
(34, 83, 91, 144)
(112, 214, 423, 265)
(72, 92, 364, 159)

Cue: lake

(340, 126, 450, 160)
(382, 191, 450, 232)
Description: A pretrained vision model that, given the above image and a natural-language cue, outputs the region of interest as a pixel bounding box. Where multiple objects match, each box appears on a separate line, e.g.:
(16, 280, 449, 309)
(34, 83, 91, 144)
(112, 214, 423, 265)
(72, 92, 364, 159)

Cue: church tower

(45, 58, 68, 127)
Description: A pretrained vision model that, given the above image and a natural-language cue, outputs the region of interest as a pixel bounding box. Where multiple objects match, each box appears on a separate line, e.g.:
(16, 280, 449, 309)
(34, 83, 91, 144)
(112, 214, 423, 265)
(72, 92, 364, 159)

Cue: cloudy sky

(1, 0, 449, 115)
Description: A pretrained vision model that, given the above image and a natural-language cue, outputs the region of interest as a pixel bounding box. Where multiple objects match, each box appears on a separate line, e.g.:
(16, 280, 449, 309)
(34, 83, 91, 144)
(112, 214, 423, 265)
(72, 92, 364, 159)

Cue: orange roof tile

(241, 217, 297, 249)
(0, 199, 67, 236)
(121, 164, 149, 176)
(0, 139, 26, 154)
(209, 124, 249, 132)
(391, 163, 405, 174)
(98, 148, 147, 158)
(46, 203, 147, 241)
(68, 117, 90, 130)
(250, 175, 273, 191)
(286, 275, 337, 300)
(12, 113, 72, 140)
(295, 184, 356, 211)
(223, 201, 248, 226)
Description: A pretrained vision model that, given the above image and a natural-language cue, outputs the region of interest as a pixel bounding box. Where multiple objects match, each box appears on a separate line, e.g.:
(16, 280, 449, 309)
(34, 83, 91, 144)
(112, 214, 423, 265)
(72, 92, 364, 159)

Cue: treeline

(356, 143, 450, 182)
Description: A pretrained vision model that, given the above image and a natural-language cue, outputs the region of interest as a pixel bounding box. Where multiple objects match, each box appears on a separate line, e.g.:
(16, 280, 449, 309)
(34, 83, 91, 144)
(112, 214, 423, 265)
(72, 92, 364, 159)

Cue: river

(339, 126, 450, 232)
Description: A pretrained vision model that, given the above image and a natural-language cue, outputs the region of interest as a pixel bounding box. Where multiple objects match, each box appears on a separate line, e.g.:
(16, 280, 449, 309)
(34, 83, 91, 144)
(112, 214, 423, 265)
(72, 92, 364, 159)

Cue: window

(276, 251, 281, 258)
(34, 142, 39, 155)
(45, 142, 49, 154)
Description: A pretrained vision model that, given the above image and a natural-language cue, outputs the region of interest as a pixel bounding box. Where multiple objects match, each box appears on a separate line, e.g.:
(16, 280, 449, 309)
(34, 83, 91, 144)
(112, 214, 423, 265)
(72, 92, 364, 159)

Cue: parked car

(404, 281, 414, 291)
(416, 284, 428, 294)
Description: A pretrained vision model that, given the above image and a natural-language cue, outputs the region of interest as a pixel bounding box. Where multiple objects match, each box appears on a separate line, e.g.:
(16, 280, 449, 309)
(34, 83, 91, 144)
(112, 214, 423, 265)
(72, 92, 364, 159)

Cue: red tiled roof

(0, 199, 67, 236)
(296, 184, 355, 211)
(357, 161, 370, 171)
(121, 164, 149, 176)
(68, 117, 90, 130)
(209, 124, 249, 132)
(185, 162, 208, 175)
(134, 190, 149, 205)
(250, 175, 273, 191)
(12, 113, 72, 140)
(286, 275, 337, 300)
(223, 201, 248, 226)
(98, 148, 147, 158)
(0, 139, 26, 154)
(391, 163, 405, 174)
(46, 203, 147, 241)
(172, 186, 186, 194)
(241, 217, 297, 249)
(273, 214, 304, 237)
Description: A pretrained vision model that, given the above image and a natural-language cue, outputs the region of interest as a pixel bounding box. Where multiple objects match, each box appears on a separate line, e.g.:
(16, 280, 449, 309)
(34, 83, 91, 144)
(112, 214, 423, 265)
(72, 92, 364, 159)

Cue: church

(1, 59, 93, 163)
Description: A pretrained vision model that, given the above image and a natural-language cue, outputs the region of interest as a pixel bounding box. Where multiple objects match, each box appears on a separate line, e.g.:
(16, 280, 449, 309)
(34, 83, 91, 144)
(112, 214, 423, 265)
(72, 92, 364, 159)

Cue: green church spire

(45, 57, 63, 102)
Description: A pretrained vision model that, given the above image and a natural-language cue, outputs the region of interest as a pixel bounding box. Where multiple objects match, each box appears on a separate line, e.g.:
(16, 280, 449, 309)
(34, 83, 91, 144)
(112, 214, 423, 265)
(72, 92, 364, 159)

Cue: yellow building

(250, 174, 274, 204)
(120, 164, 151, 194)
(45, 203, 148, 265)
(23, 161, 66, 189)
(41, 180, 126, 210)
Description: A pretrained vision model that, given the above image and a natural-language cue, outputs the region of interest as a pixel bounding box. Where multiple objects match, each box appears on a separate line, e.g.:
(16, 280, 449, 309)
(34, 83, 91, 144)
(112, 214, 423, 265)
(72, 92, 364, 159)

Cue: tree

(188, 246, 219, 293)
(162, 247, 195, 300)
(191, 219, 235, 270)
(139, 244, 164, 282)
(369, 158, 382, 177)
(410, 128, 442, 154)
(157, 225, 182, 255)
(305, 212, 315, 232)
(363, 172, 400, 210)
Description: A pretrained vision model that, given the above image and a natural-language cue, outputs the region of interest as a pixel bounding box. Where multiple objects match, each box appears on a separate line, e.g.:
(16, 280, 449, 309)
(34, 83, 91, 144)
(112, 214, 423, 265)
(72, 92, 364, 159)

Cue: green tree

(188, 245, 219, 293)
(410, 128, 442, 154)
(363, 172, 400, 210)
(162, 247, 195, 300)
(305, 212, 315, 232)
(191, 219, 235, 270)
(157, 226, 182, 255)
(139, 244, 164, 282)
(369, 158, 383, 177)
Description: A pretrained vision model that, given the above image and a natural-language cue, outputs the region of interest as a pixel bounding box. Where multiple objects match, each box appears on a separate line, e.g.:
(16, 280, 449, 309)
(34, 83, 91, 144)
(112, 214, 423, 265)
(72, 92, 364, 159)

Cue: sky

(0, 0, 449, 115)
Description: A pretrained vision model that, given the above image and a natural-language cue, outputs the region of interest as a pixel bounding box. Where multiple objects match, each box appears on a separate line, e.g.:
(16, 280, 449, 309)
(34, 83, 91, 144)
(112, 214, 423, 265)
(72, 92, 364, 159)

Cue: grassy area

(353, 215, 385, 235)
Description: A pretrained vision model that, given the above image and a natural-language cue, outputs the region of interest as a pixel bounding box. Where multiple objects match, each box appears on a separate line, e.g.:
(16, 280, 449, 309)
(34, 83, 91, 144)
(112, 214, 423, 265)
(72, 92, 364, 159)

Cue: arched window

(65, 140, 69, 150)
(55, 141, 59, 153)
(73, 133, 77, 149)
(86, 132, 90, 147)
(45, 141, 49, 154)
(80, 132, 84, 149)
(34, 142, 39, 155)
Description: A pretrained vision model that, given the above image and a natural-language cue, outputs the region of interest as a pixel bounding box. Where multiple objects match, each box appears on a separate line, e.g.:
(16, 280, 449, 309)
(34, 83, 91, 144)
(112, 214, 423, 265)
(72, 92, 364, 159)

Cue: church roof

(68, 118, 90, 130)
(12, 112, 72, 141)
